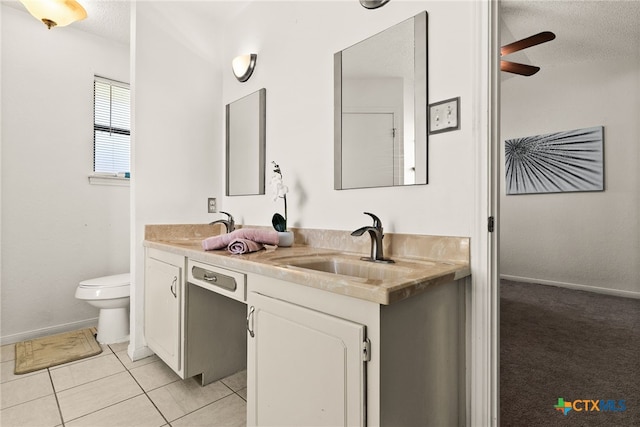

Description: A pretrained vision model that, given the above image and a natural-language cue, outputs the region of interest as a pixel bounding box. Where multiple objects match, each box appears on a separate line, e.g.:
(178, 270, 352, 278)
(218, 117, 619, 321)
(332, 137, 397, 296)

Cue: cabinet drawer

(187, 259, 246, 303)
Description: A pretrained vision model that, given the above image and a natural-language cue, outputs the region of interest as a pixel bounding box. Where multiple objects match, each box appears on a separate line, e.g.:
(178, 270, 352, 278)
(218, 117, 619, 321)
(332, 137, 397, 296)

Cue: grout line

(140, 388, 171, 427)
(45, 343, 144, 425)
(44, 342, 246, 426)
(57, 356, 146, 425)
(108, 344, 175, 425)
(122, 362, 171, 426)
(47, 368, 66, 427)
(61, 391, 147, 425)
(53, 369, 146, 425)
(168, 391, 241, 426)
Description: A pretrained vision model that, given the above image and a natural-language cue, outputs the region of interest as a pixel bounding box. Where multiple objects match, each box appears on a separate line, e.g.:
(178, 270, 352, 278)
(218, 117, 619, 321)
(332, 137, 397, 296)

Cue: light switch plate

(429, 97, 460, 134)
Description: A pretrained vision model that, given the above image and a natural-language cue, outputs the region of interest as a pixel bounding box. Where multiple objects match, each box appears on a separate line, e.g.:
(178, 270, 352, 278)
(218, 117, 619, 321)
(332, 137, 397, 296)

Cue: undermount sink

(280, 256, 415, 281)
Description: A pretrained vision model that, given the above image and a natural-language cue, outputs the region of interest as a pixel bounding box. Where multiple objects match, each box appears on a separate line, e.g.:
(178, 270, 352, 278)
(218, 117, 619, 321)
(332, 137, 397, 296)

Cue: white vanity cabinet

(144, 248, 184, 373)
(247, 291, 367, 427)
(246, 272, 467, 427)
(144, 226, 469, 426)
(144, 248, 247, 385)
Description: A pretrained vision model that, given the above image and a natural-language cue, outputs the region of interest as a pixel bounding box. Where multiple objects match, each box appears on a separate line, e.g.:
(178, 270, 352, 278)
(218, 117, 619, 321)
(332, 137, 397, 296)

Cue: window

(93, 76, 130, 175)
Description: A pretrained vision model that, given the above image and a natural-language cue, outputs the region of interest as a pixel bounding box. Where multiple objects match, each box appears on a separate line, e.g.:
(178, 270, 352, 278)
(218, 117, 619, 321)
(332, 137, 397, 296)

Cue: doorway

(498, 1, 640, 425)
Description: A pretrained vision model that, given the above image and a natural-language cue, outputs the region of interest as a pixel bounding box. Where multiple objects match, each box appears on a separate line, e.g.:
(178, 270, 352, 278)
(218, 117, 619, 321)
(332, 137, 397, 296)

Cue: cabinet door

(145, 256, 182, 372)
(247, 292, 366, 427)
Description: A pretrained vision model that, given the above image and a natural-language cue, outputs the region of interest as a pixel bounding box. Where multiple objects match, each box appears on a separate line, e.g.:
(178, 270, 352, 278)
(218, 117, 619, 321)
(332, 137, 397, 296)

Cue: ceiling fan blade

(501, 31, 556, 56)
(501, 60, 540, 76)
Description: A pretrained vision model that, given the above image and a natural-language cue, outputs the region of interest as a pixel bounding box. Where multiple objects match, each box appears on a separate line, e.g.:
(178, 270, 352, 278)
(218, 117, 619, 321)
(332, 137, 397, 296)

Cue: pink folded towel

(228, 239, 264, 255)
(202, 228, 279, 251)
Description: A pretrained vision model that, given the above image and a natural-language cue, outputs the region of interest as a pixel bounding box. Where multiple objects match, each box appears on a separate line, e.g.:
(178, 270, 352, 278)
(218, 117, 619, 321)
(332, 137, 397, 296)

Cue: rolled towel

(228, 239, 264, 255)
(202, 228, 279, 251)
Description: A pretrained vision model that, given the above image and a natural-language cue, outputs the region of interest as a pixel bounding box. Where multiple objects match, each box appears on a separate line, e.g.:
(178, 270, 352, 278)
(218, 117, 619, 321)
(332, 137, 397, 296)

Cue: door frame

(469, 0, 500, 425)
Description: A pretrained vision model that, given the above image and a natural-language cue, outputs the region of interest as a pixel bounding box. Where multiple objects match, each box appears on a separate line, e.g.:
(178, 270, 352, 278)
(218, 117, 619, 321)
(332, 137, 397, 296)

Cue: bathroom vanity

(143, 224, 470, 426)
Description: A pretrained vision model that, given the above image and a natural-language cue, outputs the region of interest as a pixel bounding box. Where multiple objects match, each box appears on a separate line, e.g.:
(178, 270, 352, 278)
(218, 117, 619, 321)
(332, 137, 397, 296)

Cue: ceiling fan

(501, 31, 556, 76)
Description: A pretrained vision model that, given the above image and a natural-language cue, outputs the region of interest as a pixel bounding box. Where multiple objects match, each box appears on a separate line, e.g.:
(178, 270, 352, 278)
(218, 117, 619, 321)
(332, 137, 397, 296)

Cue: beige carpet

(14, 328, 102, 374)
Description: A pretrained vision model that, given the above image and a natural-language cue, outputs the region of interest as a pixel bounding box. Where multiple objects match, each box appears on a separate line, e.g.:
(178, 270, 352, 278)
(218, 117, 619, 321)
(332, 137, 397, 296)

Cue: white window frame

(90, 75, 130, 186)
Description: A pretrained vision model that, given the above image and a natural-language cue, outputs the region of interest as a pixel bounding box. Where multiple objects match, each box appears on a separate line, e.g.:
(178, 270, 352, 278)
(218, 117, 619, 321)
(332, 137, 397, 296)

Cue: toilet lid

(79, 273, 130, 288)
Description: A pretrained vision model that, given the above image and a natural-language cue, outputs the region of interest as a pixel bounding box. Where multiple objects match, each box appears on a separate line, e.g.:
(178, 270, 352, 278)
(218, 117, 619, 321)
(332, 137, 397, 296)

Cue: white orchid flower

(270, 161, 289, 232)
(270, 166, 288, 202)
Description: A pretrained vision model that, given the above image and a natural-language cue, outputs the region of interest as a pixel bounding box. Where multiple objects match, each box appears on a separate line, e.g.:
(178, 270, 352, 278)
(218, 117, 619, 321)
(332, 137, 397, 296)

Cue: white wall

(219, 1, 476, 236)
(501, 55, 640, 296)
(1, 5, 130, 343)
(131, 1, 223, 356)
(131, 0, 482, 354)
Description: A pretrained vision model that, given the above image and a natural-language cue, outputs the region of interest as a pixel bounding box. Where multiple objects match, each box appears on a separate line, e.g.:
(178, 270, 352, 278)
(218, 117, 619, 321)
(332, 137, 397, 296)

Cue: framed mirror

(334, 11, 427, 190)
(226, 88, 266, 196)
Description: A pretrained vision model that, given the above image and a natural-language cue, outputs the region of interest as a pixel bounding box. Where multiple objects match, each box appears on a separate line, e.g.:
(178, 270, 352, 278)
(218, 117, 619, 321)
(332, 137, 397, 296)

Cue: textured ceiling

(3, 0, 131, 44)
(4, 0, 252, 45)
(7, 1, 639, 66)
(501, 0, 640, 68)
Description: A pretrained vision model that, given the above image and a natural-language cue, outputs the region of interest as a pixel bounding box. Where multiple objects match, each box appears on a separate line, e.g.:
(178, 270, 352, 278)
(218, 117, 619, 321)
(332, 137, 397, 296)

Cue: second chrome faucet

(209, 211, 235, 233)
(351, 212, 394, 263)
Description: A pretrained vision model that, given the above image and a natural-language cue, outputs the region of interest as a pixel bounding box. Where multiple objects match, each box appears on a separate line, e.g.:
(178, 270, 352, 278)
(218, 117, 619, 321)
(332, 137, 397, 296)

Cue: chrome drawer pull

(191, 266, 237, 292)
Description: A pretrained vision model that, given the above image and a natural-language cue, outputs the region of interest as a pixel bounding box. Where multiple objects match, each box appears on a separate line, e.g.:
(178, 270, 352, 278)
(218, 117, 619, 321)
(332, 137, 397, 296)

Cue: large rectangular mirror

(226, 88, 266, 196)
(334, 11, 427, 190)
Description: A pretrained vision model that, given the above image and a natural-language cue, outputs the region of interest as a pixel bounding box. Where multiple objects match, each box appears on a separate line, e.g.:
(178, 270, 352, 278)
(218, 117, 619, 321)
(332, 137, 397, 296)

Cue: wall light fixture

(359, 0, 390, 10)
(232, 54, 257, 83)
(19, 0, 87, 29)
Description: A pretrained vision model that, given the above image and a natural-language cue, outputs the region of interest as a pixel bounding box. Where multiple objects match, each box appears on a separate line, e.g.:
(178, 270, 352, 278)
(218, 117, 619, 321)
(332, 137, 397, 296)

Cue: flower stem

(283, 194, 288, 230)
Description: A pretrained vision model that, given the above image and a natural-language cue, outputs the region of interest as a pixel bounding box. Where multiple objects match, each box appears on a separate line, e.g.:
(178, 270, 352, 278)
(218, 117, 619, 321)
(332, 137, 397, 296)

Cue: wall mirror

(226, 88, 266, 196)
(334, 11, 427, 190)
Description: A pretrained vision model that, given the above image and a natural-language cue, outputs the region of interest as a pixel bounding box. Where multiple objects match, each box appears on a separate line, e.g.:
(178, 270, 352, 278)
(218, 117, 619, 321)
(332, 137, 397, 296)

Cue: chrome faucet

(351, 212, 394, 263)
(209, 211, 235, 233)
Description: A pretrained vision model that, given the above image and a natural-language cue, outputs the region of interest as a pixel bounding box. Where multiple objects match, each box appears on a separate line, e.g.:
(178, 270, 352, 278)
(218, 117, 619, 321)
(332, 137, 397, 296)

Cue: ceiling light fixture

(232, 54, 257, 83)
(19, 0, 87, 29)
(359, 0, 390, 9)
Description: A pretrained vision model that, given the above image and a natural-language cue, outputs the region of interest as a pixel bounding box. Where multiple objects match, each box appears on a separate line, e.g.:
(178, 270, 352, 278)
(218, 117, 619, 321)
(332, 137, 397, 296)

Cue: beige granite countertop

(144, 224, 470, 305)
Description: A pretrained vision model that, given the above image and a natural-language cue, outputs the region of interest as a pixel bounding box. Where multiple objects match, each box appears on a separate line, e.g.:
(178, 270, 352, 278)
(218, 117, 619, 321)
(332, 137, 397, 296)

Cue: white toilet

(75, 273, 130, 344)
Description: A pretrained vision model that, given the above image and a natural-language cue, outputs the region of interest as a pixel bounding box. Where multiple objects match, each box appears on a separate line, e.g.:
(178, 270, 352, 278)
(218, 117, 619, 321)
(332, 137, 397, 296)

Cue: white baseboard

(128, 344, 154, 362)
(500, 274, 640, 299)
(1, 318, 99, 346)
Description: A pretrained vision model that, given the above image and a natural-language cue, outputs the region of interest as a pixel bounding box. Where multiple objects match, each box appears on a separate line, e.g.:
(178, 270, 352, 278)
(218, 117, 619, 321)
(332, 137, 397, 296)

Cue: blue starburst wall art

(505, 126, 604, 195)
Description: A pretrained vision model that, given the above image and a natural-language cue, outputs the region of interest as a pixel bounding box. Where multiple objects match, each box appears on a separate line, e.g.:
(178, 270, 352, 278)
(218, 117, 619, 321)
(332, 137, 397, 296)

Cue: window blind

(94, 77, 130, 174)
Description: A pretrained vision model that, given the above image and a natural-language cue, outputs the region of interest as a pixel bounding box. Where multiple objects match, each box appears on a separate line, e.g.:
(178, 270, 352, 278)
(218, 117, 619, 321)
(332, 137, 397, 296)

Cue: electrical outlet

(207, 198, 217, 213)
(429, 97, 460, 134)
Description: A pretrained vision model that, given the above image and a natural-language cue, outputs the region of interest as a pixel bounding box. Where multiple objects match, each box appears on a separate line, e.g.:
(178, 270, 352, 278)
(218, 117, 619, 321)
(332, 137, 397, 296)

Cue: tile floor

(0, 341, 246, 426)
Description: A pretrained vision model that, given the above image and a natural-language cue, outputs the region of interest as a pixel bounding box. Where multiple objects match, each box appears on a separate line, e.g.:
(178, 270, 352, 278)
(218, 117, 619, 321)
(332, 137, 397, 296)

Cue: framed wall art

(505, 126, 604, 195)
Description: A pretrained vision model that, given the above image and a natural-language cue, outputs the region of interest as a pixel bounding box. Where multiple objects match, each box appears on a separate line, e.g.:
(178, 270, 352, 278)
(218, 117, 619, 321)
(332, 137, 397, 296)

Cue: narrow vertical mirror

(226, 88, 266, 196)
(335, 11, 427, 190)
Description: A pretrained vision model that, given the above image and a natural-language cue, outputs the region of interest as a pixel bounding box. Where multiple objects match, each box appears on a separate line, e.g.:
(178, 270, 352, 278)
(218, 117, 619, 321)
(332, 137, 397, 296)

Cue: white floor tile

(129, 360, 180, 391)
(57, 371, 143, 422)
(2, 341, 248, 426)
(171, 394, 246, 427)
(147, 376, 233, 422)
(221, 369, 247, 392)
(237, 387, 248, 401)
(1, 359, 39, 384)
(50, 353, 126, 391)
(114, 349, 159, 370)
(0, 394, 61, 427)
(0, 371, 53, 409)
(107, 342, 129, 353)
(65, 394, 166, 427)
(0, 344, 15, 363)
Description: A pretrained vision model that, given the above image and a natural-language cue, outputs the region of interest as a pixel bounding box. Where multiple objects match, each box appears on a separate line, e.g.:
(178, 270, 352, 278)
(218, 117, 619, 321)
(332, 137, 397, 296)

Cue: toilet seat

(76, 273, 130, 300)
(79, 273, 130, 288)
